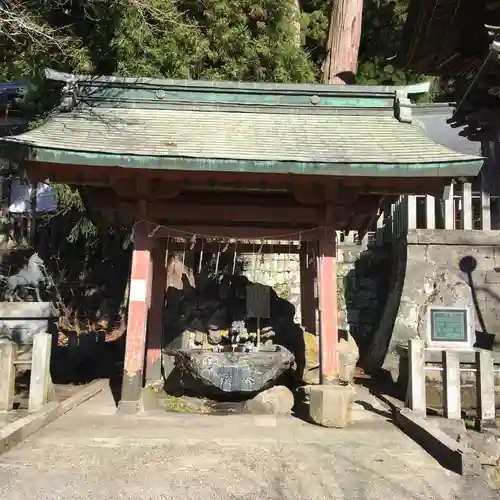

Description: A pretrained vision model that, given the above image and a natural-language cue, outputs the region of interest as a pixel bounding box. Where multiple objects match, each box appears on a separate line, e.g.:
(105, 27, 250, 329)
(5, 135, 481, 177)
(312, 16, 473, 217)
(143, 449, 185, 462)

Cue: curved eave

(0, 142, 484, 179)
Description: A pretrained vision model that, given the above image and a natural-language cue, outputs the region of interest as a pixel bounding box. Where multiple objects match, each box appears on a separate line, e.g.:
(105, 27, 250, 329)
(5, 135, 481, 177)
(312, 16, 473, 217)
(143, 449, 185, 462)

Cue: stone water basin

(174, 345, 295, 397)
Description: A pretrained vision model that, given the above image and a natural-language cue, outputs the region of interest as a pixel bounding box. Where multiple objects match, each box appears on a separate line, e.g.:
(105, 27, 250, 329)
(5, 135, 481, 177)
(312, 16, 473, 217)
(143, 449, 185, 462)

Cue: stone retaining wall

(366, 229, 500, 384)
(240, 241, 390, 349)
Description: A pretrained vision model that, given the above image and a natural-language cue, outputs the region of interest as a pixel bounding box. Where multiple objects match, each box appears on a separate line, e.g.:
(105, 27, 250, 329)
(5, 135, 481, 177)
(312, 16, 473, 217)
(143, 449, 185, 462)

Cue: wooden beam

(30, 161, 456, 194)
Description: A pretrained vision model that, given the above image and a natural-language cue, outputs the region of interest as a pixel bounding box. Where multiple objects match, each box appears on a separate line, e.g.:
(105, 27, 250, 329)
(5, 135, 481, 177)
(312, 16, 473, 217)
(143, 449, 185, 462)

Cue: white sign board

(425, 306, 475, 350)
(246, 284, 271, 319)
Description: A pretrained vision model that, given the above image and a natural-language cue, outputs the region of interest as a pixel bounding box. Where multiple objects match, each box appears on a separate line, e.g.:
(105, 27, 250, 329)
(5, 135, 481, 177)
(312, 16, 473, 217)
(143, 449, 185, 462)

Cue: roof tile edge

(44, 68, 431, 97)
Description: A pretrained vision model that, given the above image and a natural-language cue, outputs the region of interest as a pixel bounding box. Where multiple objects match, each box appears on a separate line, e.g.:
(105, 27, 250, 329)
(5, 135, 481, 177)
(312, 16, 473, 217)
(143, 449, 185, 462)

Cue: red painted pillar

(300, 243, 317, 334)
(146, 242, 166, 382)
(318, 225, 339, 384)
(118, 223, 153, 413)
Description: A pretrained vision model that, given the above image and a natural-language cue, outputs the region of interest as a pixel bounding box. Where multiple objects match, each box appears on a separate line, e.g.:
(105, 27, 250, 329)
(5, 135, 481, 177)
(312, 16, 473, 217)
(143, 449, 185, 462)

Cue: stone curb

(0, 379, 108, 455)
(373, 392, 482, 476)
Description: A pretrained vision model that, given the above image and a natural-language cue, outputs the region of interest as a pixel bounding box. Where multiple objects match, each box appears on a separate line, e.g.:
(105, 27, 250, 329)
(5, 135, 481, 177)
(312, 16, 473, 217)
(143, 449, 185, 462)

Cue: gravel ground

(0, 388, 495, 500)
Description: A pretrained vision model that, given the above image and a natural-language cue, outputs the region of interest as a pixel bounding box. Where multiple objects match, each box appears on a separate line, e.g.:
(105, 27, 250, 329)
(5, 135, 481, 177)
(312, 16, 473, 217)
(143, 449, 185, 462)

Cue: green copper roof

(0, 70, 484, 177)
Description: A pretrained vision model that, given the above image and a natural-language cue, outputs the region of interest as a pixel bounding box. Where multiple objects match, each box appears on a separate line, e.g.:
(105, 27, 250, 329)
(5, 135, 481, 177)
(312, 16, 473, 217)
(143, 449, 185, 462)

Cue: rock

(338, 335, 360, 384)
(207, 307, 229, 331)
(245, 385, 294, 415)
(308, 384, 356, 428)
(303, 331, 319, 384)
(194, 331, 205, 345)
(174, 346, 295, 396)
(208, 330, 223, 344)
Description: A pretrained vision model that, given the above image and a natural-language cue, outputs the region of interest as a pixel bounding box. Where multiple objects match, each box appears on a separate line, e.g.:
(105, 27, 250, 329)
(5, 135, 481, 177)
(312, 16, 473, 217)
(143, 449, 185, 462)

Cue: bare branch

(0, 1, 71, 49)
(0, 0, 188, 52)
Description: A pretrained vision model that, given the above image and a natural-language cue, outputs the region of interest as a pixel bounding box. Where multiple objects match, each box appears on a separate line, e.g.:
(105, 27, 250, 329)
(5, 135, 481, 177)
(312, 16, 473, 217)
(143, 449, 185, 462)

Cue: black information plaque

(430, 308, 468, 343)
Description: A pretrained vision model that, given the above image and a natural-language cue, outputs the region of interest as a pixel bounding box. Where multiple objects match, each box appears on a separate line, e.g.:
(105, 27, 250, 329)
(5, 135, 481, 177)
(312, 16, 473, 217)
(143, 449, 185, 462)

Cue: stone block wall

(337, 243, 390, 350)
(366, 229, 500, 384)
(239, 250, 302, 322)
(239, 241, 390, 350)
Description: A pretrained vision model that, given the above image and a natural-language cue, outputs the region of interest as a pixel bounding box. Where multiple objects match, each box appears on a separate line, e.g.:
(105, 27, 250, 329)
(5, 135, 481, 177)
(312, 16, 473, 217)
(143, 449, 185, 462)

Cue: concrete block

(28, 333, 52, 412)
(485, 271, 500, 284)
(0, 342, 15, 412)
(308, 384, 355, 428)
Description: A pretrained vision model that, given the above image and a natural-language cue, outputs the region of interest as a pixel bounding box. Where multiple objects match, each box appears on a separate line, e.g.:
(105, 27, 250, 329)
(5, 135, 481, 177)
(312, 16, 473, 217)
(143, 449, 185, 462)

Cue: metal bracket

(60, 76, 78, 112)
(395, 90, 412, 124)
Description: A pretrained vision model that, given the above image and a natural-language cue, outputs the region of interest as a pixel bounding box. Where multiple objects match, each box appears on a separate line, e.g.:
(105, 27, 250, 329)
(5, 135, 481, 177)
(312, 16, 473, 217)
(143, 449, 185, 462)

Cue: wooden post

(318, 224, 339, 384)
(475, 350, 496, 424)
(407, 339, 426, 416)
(28, 333, 52, 412)
(444, 184, 455, 229)
(391, 202, 396, 241)
(0, 342, 15, 412)
(407, 195, 417, 230)
(461, 183, 473, 230)
(375, 209, 384, 246)
(442, 351, 461, 419)
(29, 182, 37, 246)
(119, 223, 153, 413)
(344, 231, 356, 244)
(146, 241, 166, 382)
(481, 145, 493, 230)
(300, 244, 316, 335)
(425, 195, 436, 229)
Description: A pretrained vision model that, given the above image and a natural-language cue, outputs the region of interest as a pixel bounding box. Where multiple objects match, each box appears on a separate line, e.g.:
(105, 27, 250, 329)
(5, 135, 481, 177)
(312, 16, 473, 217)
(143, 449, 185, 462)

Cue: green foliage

(1, 0, 441, 253)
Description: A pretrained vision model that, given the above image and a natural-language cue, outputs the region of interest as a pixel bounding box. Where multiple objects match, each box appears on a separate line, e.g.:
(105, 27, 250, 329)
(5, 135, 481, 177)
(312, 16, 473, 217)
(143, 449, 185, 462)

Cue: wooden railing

(0, 333, 53, 412)
(390, 183, 495, 241)
(407, 339, 496, 425)
(335, 180, 497, 248)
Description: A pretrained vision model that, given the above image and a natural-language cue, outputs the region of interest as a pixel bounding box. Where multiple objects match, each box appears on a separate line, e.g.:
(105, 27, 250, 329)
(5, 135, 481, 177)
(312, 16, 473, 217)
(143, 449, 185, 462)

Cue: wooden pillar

(118, 223, 153, 414)
(300, 243, 316, 334)
(318, 225, 339, 384)
(146, 241, 166, 382)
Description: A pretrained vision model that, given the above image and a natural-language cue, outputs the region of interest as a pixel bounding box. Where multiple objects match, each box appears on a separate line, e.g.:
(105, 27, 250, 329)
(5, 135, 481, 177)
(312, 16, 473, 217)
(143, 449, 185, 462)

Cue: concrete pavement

(0, 386, 492, 499)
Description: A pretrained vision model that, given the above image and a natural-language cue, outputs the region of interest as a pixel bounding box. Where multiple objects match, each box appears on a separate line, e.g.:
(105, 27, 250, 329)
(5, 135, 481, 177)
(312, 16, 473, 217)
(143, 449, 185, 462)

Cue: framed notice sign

(246, 283, 271, 319)
(426, 306, 475, 350)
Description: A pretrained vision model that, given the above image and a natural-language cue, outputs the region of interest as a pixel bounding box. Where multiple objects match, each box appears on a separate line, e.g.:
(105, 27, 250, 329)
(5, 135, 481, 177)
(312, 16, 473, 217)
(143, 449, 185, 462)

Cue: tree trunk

(322, 0, 363, 85)
(292, 0, 301, 48)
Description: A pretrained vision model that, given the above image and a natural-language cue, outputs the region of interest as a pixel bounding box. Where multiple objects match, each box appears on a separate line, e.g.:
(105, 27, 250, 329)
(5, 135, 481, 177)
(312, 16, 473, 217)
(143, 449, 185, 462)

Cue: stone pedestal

(308, 384, 355, 428)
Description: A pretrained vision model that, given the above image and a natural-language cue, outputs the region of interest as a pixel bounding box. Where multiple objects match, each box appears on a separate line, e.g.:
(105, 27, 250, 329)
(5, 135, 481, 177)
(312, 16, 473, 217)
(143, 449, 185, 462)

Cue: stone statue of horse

(0, 252, 48, 301)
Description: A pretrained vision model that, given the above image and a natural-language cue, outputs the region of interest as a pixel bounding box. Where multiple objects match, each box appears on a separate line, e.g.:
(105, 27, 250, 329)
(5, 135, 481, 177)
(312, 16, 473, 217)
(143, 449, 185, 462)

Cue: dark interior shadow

(343, 243, 391, 368)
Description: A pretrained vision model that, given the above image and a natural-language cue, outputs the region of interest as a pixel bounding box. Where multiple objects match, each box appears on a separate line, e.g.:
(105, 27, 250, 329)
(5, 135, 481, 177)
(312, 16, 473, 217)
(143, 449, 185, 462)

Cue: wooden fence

(407, 339, 497, 424)
(335, 179, 498, 247)
(0, 332, 53, 413)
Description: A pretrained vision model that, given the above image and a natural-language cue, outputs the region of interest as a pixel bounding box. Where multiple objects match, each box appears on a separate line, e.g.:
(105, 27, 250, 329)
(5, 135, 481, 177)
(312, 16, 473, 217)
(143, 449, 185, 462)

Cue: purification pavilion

(0, 69, 484, 412)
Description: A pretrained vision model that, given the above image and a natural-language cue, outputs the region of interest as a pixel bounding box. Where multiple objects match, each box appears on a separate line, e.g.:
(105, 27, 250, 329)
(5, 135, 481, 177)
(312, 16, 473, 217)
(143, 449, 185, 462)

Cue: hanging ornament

(165, 235, 170, 265)
(251, 242, 257, 281)
(182, 239, 187, 268)
(232, 240, 238, 275)
(148, 224, 160, 238)
(215, 243, 221, 274)
(198, 238, 205, 274)
(189, 234, 197, 251)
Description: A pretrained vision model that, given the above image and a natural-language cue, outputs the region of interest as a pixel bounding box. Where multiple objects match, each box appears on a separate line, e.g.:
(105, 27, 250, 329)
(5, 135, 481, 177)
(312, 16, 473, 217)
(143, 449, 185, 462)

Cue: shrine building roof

(0, 69, 484, 178)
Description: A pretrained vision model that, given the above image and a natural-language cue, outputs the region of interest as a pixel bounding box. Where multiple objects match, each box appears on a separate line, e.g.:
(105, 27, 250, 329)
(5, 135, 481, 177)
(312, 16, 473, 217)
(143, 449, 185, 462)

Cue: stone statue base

(308, 384, 356, 428)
